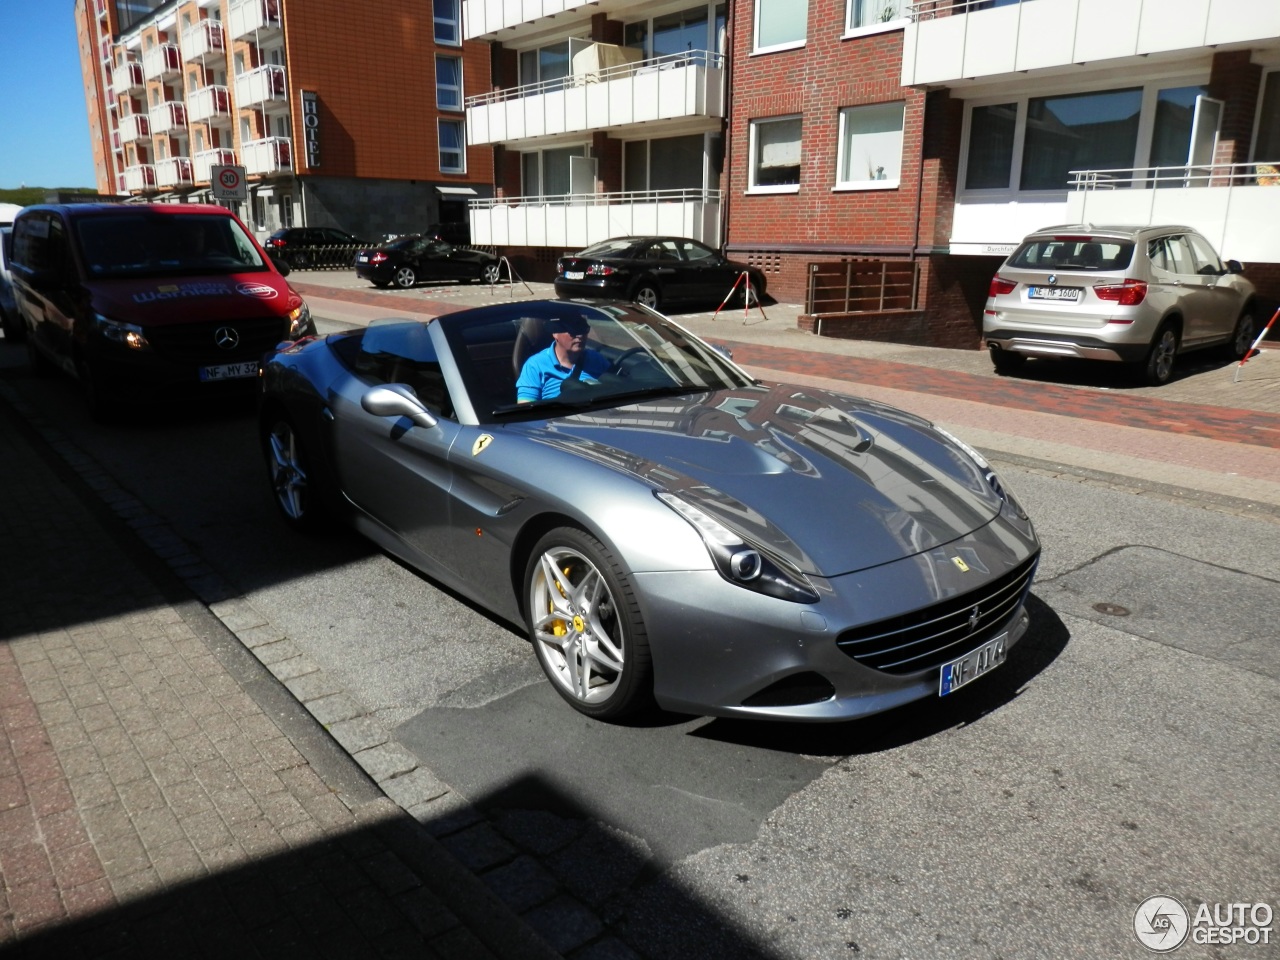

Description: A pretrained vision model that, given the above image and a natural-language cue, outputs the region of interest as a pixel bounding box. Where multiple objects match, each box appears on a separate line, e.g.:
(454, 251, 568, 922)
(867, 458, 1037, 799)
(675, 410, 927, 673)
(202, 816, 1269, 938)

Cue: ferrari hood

(90, 273, 300, 327)
(527, 385, 1006, 577)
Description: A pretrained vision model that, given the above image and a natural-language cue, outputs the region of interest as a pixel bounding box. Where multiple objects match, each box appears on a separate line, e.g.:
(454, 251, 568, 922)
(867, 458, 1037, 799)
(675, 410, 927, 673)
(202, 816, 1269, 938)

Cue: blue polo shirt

(516, 344, 611, 401)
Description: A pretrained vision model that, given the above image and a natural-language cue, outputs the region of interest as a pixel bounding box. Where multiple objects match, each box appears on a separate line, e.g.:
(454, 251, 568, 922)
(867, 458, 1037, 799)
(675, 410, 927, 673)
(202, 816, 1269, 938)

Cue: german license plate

(1028, 286, 1081, 302)
(565, 270, 585, 280)
(939, 633, 1007, 696)
(200, 361, 258, 381)
(356, 254, 369, 263)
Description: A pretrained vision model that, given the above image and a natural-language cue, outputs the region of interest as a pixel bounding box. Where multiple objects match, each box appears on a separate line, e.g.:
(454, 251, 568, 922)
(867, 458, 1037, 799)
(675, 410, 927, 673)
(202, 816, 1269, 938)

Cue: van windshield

(75, 213, 267, 278)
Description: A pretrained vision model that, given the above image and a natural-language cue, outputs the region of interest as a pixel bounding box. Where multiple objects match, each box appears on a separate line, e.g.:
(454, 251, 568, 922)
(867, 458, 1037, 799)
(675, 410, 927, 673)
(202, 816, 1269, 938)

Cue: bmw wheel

(394, 265, 417, 289)
(263, 415, 320, 531)
(525, 527, 652, 721)
(1227, 309, 1256, 360)
(989, 344, 1026, 376)
(1140, 322, 1179, 386)
(633, 282, 661, 311)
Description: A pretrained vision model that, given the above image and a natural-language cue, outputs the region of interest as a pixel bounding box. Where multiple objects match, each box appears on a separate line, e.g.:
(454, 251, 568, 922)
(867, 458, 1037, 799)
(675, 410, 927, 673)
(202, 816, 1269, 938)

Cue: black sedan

(355, 234, 501, 289)
(554, 236, 766, 311)
(263, 227, 368, 270)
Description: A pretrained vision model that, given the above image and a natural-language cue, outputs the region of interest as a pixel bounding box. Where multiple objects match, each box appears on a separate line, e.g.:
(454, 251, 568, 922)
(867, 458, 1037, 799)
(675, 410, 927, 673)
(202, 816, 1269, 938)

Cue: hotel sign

(300, 91, 320, 169)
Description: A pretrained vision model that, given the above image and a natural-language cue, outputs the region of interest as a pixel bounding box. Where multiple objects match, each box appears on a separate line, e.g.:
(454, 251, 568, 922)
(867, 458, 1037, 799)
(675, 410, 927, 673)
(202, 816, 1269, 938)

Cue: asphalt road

(1, 329, 1276, 959)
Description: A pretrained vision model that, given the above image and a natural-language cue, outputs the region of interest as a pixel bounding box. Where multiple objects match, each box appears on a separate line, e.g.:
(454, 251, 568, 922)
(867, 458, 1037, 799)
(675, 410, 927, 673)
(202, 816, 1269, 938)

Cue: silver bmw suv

(983, 224, 1257, 385)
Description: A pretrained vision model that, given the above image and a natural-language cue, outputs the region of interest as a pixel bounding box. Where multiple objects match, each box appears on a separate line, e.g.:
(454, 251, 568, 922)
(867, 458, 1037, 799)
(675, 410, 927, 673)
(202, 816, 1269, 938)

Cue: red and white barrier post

(1234, 307, 1279, 382)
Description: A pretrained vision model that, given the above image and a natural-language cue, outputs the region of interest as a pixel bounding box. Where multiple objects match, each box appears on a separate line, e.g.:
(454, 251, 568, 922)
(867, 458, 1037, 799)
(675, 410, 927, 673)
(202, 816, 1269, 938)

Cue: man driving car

(516, 316, 611, 402)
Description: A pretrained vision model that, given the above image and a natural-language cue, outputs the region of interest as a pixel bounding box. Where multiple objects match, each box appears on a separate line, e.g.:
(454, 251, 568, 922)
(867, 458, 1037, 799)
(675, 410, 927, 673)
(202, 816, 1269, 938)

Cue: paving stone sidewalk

(0, 397, 559, 958)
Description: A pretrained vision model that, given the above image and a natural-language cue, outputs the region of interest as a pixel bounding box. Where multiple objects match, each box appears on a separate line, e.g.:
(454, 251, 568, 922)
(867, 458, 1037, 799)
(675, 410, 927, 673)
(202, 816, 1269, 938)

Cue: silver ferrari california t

(258, 300, 1040, 722)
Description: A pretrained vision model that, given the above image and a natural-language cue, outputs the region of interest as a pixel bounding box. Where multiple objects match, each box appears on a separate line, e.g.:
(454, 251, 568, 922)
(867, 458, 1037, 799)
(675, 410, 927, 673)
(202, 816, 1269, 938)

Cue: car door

(637, 239, 692, 302)
(11, 211, 78, 373)
(1183, 232, 1242, 343)
(329, 323, 464, 572)
(1147, 234, 1220, 347)
(417, 238, 468, 282)
(678, 238, 739, 303)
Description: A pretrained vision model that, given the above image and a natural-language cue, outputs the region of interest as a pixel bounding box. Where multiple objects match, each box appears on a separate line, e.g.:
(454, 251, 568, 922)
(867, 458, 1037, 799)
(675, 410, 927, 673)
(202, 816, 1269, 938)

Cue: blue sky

(0, 5, 98, 189)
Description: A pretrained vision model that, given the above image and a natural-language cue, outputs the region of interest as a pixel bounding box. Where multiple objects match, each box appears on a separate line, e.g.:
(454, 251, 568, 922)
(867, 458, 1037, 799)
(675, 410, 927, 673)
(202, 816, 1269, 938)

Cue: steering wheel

(608, 347, 648, 375)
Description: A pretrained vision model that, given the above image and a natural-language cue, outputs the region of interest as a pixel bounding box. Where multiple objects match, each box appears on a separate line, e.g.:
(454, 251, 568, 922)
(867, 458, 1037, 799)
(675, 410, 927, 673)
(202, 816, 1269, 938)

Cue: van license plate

(939, 633, 1007, 696)
(200, 361, 259, 381)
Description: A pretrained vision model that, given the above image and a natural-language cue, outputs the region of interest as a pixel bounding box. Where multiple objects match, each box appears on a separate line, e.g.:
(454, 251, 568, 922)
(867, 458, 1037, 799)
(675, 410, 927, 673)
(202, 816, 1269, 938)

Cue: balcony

(463, 0, 595, 40)
(124, 164, 157, 193)
(194, 148, 237, 182)
(182, 19, 225, 63)
(149, 101, 188, 135)
(466, 48, 725, 147)
(902, 0, 1280, 88)
(228, 0, 282, 41)
(188, 85, 231, 123)
(142, 43, 181, 81)
(156, 157, 194, 189)
(118, 113, 151, 143)
(1063, 162, 1280, 264)
(112, 61, 144, 93)
(235, 64, 288, 110)
(469, 188, 722, 249)
(242, 137, 291, 175)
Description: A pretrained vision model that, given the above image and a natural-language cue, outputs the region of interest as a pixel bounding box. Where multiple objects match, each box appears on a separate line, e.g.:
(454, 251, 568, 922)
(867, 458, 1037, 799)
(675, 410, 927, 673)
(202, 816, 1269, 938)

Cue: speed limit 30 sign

(211, 164, 247, 200)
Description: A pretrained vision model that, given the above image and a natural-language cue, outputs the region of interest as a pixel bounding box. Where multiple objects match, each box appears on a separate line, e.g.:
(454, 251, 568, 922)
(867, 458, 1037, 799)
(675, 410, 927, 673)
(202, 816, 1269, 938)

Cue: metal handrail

(1069, 161, 1280, 190)
(909, 0, 1036, 22)
(468, 188, 723, 209)
(465, 49, 723, 109)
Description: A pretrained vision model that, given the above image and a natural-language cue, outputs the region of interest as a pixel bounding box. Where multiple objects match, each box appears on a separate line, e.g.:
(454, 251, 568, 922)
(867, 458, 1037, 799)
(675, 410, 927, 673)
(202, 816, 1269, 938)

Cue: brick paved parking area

(0, 400, 557, 959)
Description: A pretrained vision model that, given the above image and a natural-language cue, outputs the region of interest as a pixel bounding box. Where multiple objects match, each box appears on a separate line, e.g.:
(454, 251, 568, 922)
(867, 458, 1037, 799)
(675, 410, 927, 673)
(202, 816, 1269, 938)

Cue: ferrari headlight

(287, 300, 312, 339)
(656, 492, 818, 604)
(933, 426, 1026, 520)
(94, 313, 149, 350)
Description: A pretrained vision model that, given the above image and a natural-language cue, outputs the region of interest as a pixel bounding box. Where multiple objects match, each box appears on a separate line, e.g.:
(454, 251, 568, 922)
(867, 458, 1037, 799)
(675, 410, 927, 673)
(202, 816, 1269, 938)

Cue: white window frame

(957, 73, 1210, 200)
(747, 115, 802, 194)
(438, 118, 465, 173)
(835, 102, 905, 191)
(434, 0, 461, 47)
(843, 0, 909, 39)
(752, 0, 807, 55)
(436, 54, 463, 112)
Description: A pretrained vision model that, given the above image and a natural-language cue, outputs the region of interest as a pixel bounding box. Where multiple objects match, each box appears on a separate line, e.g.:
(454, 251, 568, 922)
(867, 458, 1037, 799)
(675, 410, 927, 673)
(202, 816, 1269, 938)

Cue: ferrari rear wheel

(263, 415, 320, 531)
(525, 527, 652, 721)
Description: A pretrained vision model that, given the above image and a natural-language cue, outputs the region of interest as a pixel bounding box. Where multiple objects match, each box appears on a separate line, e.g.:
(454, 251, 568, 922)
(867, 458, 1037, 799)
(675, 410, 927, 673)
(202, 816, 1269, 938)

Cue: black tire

(1226, 308, 1256, 361)
(632, 281, 661, 311)
(524, 526, 653, 721)
(261, 414, 322, 532)
(287, 252, 310, 271)
(393, 265, 417, 289)
(1139, 322, 1179, 386)
(479, 261, 501, 285)
(733, 278, 761, 308)
(988, 344, 1025, 376)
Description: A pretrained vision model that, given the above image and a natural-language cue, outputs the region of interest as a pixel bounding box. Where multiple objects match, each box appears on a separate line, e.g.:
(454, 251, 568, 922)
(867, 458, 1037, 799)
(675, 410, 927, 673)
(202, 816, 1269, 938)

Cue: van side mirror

(270, 255, 291, 277)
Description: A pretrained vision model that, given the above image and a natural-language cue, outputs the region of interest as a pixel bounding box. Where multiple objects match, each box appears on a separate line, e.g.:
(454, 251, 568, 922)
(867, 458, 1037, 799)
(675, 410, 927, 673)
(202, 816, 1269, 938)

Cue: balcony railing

(228, 0, 283, 41)
(156, 157, 194, 188)
(112, 61, 144, 92)
(118, 113, 150, 142)
(242, 136, 292, 175)
(187, 85, 231, 123)
(463, 0, 593, 40)
(182, 19, 225, 62)
(903, 0, 1280, 87)
(142, 43, 181, 81)
(194, 148, 237, 182)
(469, 188, 722, 249)
(124, 164, 157, 192)
(466, 48, 725, 146)
(149, 101, 188, 134)
(235, 64, 287, 109)
(1063, 161, 1280, 263)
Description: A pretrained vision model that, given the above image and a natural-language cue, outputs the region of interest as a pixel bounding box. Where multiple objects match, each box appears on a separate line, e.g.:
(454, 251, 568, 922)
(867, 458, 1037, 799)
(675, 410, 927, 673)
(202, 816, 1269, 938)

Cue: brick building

(74, 0, 494, 240)
(727, 0, 1280, 347)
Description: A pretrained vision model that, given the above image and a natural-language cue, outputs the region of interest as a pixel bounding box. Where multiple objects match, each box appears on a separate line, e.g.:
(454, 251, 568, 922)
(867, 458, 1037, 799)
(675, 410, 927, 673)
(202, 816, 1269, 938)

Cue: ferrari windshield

(438, 300, 755, 422)
(74, 213, 267, 278)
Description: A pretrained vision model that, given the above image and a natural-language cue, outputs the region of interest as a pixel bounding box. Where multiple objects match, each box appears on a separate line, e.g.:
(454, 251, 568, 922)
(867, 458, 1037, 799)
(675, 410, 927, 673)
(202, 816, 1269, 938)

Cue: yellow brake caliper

(550, 564, 571, 637)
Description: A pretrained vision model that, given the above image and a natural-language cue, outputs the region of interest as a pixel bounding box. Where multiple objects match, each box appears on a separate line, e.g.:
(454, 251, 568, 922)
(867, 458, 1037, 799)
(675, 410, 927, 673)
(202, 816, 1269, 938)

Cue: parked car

(0, 224, 18, 341)
(9, 203, 315, 419)
(554, 236, 766, 312)
(983, 224, 1257, 385)
(263, 226, 367, 269)
(258, 298, 1039, 722)
(354, 234, 500, 289)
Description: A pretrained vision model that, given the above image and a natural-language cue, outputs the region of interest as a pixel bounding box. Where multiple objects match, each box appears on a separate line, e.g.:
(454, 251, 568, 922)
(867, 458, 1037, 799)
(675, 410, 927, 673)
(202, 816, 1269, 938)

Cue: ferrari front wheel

(263, 415, 321, 532)
(525, 527, 652, 721)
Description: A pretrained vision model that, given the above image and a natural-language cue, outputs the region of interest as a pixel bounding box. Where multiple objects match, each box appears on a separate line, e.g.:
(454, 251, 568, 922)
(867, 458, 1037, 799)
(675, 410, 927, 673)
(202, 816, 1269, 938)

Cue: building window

(436, 55, 462, 111)
(522, 145, 587, 198)
(754, 0, 807, 53)
(519, 40, 576, 88)
(845, 0, 907, 33)
(749, 116, 801, 192)
(439, 119, 465, 173)
(1255, 71, 1280, 170)
(434, 0, 460, 46)
(836, 102, 904, 189)
(624, 134, 706, 192)
(624, 5, 723, 58)
(964, 103, 1017, 190)
(1021, 88, 1142, 190)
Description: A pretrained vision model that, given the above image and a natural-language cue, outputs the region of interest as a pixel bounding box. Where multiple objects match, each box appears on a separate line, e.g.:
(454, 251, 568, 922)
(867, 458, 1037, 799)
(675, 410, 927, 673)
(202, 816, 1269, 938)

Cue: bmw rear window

(1008, 238, 1134, 272)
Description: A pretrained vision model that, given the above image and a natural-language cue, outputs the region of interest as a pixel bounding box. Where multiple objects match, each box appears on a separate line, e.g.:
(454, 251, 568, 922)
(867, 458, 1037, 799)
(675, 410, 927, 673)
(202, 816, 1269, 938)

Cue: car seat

(511, 316, 551, 377)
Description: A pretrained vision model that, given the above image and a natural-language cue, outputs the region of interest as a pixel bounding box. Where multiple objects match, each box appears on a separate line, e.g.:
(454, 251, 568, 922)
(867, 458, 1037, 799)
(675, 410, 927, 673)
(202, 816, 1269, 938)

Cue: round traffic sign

(218, 167, 241, 189)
